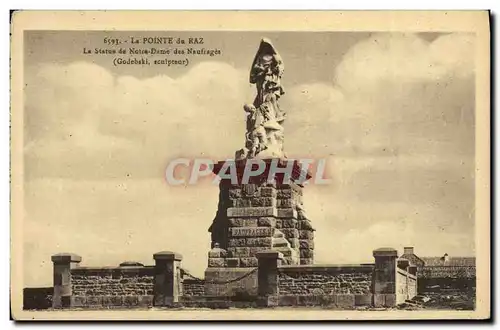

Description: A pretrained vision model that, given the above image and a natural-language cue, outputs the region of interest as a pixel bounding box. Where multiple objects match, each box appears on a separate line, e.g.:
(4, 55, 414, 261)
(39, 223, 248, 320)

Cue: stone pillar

(372, 248, 398, 307)
(51, 253, 81, 308)
(256, 250, 283, 307)
(153, 251, 182, 307)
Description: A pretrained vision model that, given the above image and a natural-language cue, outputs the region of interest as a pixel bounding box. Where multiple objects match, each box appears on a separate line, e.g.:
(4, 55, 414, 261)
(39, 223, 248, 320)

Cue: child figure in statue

(243, 104, 267, 159)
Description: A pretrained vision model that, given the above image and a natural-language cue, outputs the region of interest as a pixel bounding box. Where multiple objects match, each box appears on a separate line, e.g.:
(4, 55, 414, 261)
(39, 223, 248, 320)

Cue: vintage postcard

(10, 11, 490, 320)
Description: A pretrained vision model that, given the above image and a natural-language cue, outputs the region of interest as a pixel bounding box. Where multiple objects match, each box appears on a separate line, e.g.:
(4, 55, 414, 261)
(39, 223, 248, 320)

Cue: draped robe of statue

(235, 38, 287, 160)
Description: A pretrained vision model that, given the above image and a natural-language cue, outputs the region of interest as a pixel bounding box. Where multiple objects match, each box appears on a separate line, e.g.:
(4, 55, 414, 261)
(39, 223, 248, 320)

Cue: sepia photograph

(10, 10, 490, 321)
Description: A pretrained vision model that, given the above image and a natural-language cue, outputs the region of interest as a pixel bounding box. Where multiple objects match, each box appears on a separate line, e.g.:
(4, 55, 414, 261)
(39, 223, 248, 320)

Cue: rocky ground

(397, 293, 475, 311)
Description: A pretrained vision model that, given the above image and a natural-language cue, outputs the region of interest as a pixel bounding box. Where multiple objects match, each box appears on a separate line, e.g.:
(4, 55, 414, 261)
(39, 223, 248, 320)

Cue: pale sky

(23, 31, 475, 287)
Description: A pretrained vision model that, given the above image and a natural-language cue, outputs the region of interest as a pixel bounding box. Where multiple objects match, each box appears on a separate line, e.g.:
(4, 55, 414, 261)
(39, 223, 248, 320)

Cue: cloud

(24, 33, 475, 177)
(23, 33, 476, 287)
(25, 61, 253, 180)
(335, 33, 475, 93)
(285, 33, 475, 265)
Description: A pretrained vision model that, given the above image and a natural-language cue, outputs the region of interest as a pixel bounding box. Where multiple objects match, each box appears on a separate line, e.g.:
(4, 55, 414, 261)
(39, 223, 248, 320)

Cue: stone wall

(70, 266, 155, 308)
(272, 264, 374, 308)
(253, 248, 420, 308)
(182, 279, 205, 296)
(28, 247, 420, 309)
(71, 267, 154, 296)
(278, 264, 373, 296)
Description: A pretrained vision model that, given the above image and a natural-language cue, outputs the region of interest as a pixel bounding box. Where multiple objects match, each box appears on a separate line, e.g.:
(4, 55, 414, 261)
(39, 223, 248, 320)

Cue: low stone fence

(26, 247, 418, 309)
(278, 264, 374, 295)
(256, 248, 418, 308)
(276, 264, 374, 307)
(182, 278, 205, 296)
(49, 251, 183, 309)
(70, 266, 155, 308)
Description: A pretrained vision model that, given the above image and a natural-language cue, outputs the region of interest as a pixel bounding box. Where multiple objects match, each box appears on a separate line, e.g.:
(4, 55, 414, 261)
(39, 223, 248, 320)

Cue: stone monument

(205, 39, 315, 296)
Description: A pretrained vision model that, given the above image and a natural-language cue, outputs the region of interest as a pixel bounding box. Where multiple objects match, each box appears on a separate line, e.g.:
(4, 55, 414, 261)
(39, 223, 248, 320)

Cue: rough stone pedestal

(205, 158, 315, 296)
